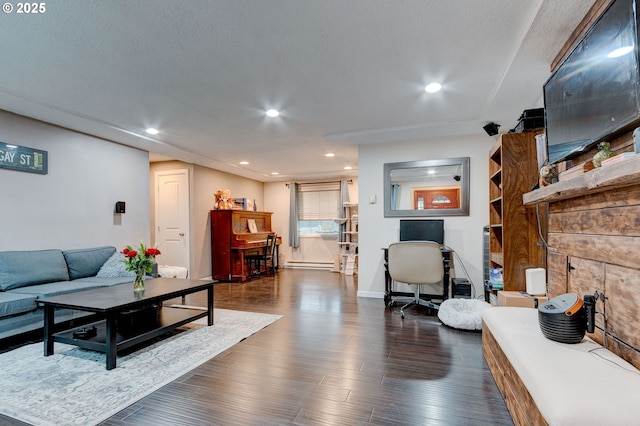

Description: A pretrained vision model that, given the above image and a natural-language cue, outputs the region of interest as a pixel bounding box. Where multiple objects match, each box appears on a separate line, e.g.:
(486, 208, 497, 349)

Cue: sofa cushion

(62, 246, 116, 280)
(8, 280, 108, 299)
(0, 292, 38, 318)
(96, 252, 135, 278)
(74, 276, 138, 286)
(0, 249, 69, 291)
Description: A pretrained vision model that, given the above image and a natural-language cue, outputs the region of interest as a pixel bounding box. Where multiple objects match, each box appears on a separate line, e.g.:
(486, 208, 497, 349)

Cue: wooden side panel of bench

(482, 324, 548, 426)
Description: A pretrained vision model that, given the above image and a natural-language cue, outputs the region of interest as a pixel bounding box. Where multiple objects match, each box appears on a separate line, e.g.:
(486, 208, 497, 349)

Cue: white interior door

(154, 169, 190, 272)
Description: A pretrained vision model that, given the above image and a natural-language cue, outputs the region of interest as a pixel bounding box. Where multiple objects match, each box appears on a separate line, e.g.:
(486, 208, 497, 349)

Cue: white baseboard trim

(357, 291, 384, 299)
(284, 261, 333, 271)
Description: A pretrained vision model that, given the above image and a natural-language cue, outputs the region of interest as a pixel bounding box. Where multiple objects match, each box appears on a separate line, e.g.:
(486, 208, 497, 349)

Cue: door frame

(154, 168, 191, 273)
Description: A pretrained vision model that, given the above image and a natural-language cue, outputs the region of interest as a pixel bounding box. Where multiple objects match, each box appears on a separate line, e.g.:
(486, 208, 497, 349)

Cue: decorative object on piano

(121, 242, 161, 293)
(214, 189, 234, 210)
(592, 141, 615, 168)
(232, 197, 255, 210)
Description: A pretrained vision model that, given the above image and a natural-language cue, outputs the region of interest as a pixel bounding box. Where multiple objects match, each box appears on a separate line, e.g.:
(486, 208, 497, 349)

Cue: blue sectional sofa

(0, 246, 154, 340)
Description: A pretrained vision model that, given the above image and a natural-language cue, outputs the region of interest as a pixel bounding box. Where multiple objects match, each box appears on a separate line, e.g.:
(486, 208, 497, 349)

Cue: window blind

(297, 182, 340, 220)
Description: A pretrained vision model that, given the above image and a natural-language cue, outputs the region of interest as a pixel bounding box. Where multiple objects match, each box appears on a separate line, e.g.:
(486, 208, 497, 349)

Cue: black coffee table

(37, 278, 215, 370)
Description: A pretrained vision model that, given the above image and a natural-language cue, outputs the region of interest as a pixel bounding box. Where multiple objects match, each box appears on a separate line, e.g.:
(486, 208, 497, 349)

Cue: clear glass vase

(133, 271, 145, 293)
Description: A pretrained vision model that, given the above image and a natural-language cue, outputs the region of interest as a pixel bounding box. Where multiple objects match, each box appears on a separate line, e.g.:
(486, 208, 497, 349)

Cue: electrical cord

(589, 294, 640, 360)
(596, 311, 607, 349)
(587, 347, 640, 376)
(535, 203, 549, 249)
(593, 292, 609, 349)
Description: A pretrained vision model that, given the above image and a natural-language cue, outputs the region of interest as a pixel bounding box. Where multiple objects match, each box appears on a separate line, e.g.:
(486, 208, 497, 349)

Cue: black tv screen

(399, 219, 444, 244)
(544, 0, 640, 165)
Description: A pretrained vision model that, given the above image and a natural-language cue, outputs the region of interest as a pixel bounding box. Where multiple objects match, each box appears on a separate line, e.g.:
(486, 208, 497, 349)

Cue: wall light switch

(369, 195, 376, 204)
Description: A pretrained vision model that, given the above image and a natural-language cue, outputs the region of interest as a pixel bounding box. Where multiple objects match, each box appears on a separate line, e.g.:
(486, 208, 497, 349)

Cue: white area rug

(0, 308, 281, 426)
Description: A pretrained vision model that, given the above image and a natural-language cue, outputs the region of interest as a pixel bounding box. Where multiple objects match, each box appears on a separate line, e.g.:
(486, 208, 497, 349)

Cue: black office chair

(387, 241, 446, 318)
(247, 233, 277, 277)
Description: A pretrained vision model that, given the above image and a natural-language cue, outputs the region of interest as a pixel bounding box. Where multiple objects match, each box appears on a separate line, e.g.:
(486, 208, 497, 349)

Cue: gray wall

(0, 110, 151, 251)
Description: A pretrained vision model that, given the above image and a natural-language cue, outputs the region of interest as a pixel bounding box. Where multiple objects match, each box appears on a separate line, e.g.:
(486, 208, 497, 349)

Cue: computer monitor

(399, 219, 444, 245)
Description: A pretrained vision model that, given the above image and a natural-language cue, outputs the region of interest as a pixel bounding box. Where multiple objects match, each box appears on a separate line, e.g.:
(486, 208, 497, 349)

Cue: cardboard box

(497, 291, 548, 308)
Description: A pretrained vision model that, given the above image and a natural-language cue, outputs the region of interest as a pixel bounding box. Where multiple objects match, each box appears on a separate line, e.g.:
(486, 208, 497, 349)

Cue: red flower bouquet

(121, 242, 161, 292)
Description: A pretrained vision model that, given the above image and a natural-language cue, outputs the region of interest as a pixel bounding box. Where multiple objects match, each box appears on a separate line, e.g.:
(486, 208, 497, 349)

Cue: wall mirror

(384, 157, 470, 217)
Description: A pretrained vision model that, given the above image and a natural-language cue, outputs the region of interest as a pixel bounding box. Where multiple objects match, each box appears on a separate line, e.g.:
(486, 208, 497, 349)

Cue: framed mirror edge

(383, 156, 470, 217)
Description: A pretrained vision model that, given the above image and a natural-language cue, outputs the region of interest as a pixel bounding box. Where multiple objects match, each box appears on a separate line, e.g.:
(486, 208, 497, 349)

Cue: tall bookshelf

(489, 131, 544, 291)
(335, 202, 358, 275)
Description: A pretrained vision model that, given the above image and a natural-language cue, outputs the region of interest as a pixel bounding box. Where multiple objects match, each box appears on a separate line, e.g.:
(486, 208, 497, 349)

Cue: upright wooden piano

(210, 210, 280, 281)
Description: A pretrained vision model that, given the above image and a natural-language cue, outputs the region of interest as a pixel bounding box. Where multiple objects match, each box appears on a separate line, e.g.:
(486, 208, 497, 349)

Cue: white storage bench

(482, 307, 640, 425)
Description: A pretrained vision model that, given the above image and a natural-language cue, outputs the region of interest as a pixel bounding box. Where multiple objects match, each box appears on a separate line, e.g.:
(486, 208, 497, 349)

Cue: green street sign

(0, 141, 48, 174)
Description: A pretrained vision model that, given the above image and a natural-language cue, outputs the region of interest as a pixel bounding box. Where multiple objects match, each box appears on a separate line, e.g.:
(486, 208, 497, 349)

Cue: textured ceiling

(0, 0, 595, 182)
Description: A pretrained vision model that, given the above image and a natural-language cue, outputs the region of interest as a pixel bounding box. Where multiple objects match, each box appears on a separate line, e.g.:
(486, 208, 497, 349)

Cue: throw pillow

(96, 252, 135, 278)
(63, 246, 116, 280)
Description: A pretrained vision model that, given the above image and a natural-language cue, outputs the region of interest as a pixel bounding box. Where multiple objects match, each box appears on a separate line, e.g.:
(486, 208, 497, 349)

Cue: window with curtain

(297, 182, 340, 236)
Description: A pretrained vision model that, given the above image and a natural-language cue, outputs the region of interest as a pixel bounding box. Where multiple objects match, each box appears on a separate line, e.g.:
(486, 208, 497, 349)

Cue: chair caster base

(399, 299, 442, 319)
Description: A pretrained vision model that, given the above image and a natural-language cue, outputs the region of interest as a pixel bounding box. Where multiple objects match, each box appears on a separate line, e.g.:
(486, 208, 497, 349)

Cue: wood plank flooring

(2, 269, 513, 425)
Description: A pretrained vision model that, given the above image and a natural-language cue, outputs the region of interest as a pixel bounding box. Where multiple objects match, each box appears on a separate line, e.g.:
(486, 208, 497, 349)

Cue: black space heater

(538, 293, 596, 344)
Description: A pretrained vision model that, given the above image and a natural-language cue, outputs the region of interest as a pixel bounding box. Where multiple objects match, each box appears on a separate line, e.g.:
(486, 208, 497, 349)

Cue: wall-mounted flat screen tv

(399, 219, 444, 244)
(544, 0, 640, 165)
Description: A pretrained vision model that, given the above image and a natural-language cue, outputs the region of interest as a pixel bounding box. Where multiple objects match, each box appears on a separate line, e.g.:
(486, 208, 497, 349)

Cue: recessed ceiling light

(325, 153, 335, 157)
(271, 172, 279, 175)
(145, 128, 159, 135)
(344, 166, 353, 170)
(239, 161, 249, 165)
(266, 109, 280, 118)
(424, 82, 442, 93)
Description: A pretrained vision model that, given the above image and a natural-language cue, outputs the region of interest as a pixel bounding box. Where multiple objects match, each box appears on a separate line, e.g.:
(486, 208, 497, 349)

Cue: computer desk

(381, 246, 452, 307)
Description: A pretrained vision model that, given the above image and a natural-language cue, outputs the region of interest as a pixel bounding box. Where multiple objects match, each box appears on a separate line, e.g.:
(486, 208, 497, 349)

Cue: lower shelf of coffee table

(52, 306, 208, 354)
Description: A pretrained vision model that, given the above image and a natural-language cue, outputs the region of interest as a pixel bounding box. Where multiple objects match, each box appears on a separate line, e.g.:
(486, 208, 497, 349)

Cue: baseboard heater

(283, 261, 333, 270)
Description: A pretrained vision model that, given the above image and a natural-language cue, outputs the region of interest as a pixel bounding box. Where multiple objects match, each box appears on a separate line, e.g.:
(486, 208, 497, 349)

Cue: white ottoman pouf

(157, 265, 189, 279)
(438, 298, 491, 330)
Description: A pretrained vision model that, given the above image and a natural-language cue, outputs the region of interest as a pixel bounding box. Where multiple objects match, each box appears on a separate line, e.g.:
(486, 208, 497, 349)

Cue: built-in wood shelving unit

(489, 131, 544, 291)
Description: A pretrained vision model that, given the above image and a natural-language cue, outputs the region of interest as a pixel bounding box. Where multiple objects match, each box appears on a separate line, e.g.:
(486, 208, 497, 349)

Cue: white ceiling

(0, 0, 595, 182)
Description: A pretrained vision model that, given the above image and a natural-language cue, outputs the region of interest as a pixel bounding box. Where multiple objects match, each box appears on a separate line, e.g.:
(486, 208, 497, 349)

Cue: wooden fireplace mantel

(523, 154, 640, 205)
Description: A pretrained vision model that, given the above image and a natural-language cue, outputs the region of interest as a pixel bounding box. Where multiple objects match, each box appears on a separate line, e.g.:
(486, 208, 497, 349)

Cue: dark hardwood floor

(2, 269, 513, 426)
